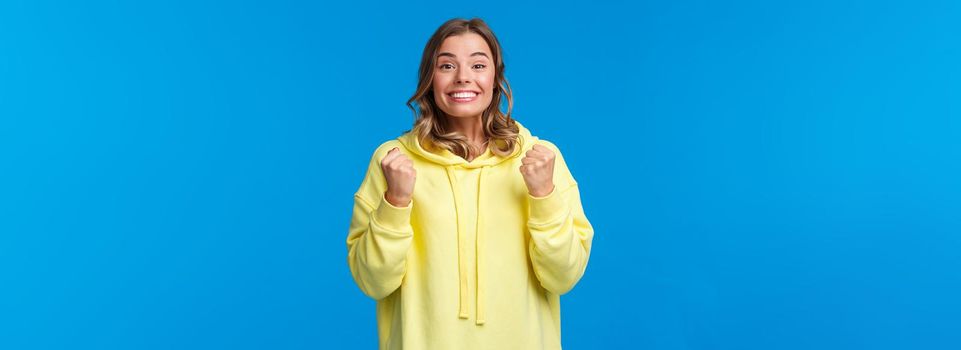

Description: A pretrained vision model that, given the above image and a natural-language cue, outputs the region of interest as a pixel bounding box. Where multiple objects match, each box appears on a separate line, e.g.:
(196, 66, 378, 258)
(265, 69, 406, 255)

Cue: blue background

(2, 0, 959, 349)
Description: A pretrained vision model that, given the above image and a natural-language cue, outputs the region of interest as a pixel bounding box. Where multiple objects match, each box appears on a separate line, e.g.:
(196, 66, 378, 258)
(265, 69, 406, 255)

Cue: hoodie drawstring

(475, 166, 487, 325)
(444, 165, 488, 325)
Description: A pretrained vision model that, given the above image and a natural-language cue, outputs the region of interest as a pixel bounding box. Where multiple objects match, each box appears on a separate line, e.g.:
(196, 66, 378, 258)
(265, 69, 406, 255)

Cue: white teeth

(450, 92, 477, 98)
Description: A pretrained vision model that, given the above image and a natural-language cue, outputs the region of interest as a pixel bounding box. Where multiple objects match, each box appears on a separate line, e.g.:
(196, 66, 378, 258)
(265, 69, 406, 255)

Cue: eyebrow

(437, 51, 490, 59)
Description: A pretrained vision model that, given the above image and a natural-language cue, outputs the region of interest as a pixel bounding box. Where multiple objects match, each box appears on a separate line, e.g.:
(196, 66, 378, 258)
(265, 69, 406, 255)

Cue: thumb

(382, 147, 400, 163)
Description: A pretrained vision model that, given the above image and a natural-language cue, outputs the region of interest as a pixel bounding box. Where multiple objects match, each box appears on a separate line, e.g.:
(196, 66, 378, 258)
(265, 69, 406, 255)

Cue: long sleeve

(346, 143, 415, 300)
(526, 141, 594, 295)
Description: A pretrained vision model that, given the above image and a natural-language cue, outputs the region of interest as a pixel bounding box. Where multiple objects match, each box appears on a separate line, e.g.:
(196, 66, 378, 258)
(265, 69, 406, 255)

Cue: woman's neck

(446, 115, 488, 147)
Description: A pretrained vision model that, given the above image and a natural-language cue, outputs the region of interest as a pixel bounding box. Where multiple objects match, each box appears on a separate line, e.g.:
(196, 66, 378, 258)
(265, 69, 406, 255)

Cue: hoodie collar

(395, 120, 538, 325)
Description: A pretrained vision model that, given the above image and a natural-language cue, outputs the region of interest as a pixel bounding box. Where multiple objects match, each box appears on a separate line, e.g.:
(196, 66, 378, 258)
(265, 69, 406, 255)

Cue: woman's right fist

(381, 147, 416, 207)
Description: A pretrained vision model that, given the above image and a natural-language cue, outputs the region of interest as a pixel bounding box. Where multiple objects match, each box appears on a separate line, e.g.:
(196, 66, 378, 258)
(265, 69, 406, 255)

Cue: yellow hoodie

(346, 121, 594, 349)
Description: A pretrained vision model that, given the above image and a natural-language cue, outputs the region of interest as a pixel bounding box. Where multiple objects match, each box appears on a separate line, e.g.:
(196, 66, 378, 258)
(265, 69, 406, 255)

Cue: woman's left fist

(520, 144, 555, 197)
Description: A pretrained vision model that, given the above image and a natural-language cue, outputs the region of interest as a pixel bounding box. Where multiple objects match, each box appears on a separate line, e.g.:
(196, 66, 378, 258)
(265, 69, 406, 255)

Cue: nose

(455, 67, 472, 84)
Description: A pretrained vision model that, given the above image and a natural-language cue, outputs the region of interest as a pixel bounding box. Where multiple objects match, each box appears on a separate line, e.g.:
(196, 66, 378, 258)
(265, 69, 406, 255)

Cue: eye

(439, 63, 454, 70)
(472, 64, 487, 69)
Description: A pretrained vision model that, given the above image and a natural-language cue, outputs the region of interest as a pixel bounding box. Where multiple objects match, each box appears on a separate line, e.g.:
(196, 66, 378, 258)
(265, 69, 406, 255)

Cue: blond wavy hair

(405, 18, 520, 160)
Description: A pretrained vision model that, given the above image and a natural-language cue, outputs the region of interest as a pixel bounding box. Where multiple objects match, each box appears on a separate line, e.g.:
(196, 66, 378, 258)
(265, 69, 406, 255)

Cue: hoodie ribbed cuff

(528, 185, 568, 225)
(374, 193, 413, 232)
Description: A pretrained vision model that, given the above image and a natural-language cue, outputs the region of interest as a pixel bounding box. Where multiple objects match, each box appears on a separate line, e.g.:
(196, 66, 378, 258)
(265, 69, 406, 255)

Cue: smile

(448, 91, 479, 103)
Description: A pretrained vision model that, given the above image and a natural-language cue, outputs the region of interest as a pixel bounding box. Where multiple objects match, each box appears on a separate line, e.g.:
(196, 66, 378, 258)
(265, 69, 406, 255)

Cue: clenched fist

(382, 147, 416, 207)
(520, 144, 555, 197)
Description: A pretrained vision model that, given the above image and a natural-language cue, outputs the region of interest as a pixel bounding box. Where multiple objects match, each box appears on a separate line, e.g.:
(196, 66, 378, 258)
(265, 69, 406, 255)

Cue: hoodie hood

(395, 120, 538, 325)
(396, 120, 539, 168)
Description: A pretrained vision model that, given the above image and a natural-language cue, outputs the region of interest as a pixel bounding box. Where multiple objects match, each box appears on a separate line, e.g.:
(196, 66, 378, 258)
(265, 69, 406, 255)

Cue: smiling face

(431, 33, 496, 120)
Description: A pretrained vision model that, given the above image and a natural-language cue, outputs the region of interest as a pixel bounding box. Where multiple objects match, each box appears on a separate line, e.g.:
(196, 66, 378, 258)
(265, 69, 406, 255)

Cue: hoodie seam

(354, 193, 375, 209)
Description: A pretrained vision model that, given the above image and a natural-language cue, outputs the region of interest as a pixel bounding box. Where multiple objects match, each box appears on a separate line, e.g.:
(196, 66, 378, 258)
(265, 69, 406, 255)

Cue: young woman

(346, 18, 594, 350)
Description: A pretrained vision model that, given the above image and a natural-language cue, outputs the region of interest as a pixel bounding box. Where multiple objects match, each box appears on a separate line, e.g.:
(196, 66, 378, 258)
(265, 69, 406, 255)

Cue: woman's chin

(444, 109, 484, 119)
